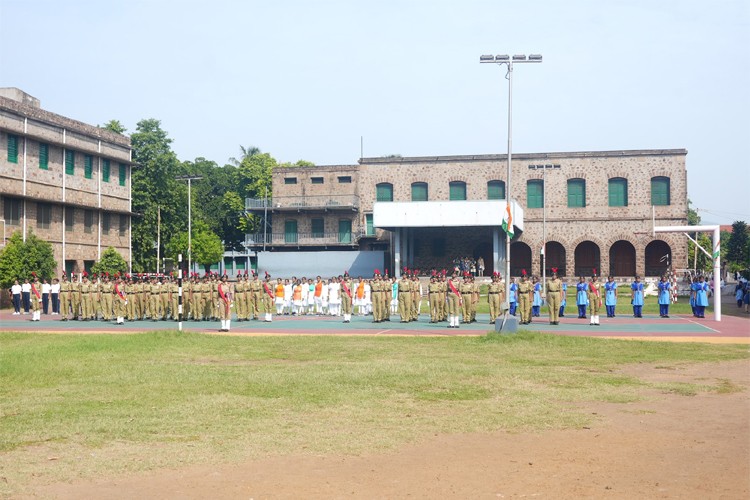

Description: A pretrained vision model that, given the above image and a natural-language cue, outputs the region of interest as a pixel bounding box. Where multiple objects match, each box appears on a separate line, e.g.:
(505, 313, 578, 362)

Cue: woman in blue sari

(631, 275, 644, 318)
(658, 275, 671, 318)
(576, 276, 589, 319)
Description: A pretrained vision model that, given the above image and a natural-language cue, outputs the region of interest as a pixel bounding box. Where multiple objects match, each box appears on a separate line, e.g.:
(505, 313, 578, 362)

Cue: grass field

(0, 331, 747, 494)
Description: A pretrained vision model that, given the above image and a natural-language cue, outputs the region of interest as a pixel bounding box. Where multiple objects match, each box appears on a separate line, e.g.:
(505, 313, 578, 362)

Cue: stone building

(0, 88, 133, 275)
(246, 148, 687, 278)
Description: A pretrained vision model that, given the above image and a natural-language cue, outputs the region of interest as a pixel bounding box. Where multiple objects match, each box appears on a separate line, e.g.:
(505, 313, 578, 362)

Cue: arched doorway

(609, 240, 636, 277)
(510, 242, 532, 277)
(645, 240, 671, 276)
(543, 241, 566, 277)
(574, 241, 601, 277)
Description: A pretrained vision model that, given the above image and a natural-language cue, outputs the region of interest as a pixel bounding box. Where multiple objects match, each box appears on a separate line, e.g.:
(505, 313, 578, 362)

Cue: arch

(543, 241, 567, 277)
(609, 240, 636, 276)
(510, 241, 532, 277)
(376, 182, 393, 202)
(574, 240, 601, 277)
(487, 180, 505, 200)
(645, 240, 671, 276)
(449, 181, 466, 201)
(411, 182, 428, 201)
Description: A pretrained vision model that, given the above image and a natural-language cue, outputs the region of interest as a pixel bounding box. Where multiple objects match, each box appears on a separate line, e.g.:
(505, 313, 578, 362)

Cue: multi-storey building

(249, 148, 687, 278)
(0, 88, 133, 275)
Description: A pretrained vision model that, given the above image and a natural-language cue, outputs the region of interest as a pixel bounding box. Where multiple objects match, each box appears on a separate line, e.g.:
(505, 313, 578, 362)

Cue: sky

(1, 0, 748, 225)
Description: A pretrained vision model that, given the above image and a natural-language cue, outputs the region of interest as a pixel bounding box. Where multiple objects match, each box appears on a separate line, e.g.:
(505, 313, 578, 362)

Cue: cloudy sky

(1, 0, 747, 224)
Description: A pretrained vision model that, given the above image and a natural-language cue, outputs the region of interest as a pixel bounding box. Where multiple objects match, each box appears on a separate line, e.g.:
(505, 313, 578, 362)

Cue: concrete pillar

(394, 228, 401, 278)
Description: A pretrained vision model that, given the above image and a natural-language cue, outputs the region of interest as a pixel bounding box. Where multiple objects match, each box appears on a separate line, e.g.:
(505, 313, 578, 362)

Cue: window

(284, 220, 298, 243)
(102, 212, 111, 235)
(84, 154, 94, 179)
(608, 178, 628, 207)
(84, 210, 94, 234)
(411, 182, 428, 201)
(651, 176, 670, 206)
(567, 179, 586, 208)
(39, 143, 49, 170)
(338, 219, 352, 244)
(65, 207, 74, 231)
(284, 177, 297, 185)
(487, 180, 505, 200)
(527, 180, 544, 208)
(365, 214, 374, 236)
(102, 159, 110, 182)
(311, 218, 324, 238)
(36, 203, 52, 229)
(376, 183, 393, 202)
(449, 181, 466, 201)
(4, 198, 21, 225)
(338, 176, 352, 183)
(118, 163, 127, 186)
(119, 214, 128, 236)
(65, 150, 75, 175)
(311, 177, 324, 184)
(7, 133, 18, 163)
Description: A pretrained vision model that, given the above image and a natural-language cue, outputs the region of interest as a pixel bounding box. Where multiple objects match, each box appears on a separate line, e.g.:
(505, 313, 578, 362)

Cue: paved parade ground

(2, 310, 748, 343)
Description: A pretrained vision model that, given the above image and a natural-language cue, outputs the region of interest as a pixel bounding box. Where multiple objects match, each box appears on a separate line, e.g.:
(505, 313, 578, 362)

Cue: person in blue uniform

(508, 278, 518, 316)
(693, 275, 709, 318)
(658, 275, 671, 318)
(604, 276, 618, 318)
(576, 276, 589, 319)
(532, 276, 542, 317)
(559, 278, 568, 318)
(631, 275, 644, 318)
(689, 276, 698, 316)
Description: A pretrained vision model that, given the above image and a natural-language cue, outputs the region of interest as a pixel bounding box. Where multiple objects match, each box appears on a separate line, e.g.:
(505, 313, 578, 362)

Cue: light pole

(176, 175, 203, 275)
(480, 53, 543, 314)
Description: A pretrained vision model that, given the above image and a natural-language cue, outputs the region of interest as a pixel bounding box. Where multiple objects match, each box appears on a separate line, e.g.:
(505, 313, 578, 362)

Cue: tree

(726, 221, 750, 270)
(165, 221, 224, 273)
(0, 231, 56, 289)
(229, 145, 261, 166)
(130, 119, 184, 272)
(687, 200, 712, 271)
(100, 119, 127, 134)
(91, 247, 129, 277)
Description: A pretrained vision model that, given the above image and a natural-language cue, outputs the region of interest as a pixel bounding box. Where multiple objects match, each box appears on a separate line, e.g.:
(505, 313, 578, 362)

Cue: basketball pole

(653, 224, 721, 321)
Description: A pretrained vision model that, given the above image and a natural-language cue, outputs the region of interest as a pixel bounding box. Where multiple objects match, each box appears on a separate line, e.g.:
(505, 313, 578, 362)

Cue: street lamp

(176, 175, 203, 275)
(480, 53, 542, 319)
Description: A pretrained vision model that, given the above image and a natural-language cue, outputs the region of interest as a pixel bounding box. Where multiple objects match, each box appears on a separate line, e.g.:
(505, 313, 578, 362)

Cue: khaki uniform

(517, 279, 533, 324)
(588, 281, 602, 316)
(397, 277, 412, 322)
(446, 278, 462, 317)
(487, 280, 504, 322)
(249, 278, 262, 319)
(191, 281, 203, 320)
(546, 277, 562, 324)
(217, 282, 232, 320)
(428, 280, 441, 323)
(59, 280, 72, 320)
(80, 280, 93, 320)
(100, 281, 114, 321)
(341, 279, 353, 315)
(71, 280, 82, 320)
(459, 281, 473, 323)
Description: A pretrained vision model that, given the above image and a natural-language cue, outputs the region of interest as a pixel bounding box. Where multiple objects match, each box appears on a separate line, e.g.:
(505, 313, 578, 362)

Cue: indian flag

(502, 202, 514, 238)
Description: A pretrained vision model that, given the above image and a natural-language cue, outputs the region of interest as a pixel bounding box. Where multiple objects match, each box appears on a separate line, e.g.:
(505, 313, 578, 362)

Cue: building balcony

(245, 231, 360, 248)
(245, 195, 359, 212)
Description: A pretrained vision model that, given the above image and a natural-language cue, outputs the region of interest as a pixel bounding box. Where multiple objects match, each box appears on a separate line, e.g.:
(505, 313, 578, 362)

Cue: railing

(245, 232, 359, 246)
(246, 195, 359, 210)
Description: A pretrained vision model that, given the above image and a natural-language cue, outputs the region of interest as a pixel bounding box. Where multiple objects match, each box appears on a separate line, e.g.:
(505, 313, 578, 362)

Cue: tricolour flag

(502, 202, 514, 238)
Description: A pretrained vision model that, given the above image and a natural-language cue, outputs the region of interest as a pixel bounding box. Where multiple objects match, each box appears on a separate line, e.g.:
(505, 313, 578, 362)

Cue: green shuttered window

(39, 143, 49, 169)
(527, 180, 544, 208)
(608, 178, 628, 207)
(651, 177, 670, 206)
(84, 155, 93, 179)
(7, 134, 19, 163)
(119, 163, 127, 186)
(376, 183, 393, 202)
(365, 214, 374, 236)
(567, 179, 586, 208)
(102, 159, 110, 182)
(487, 180, 505, 200)
(411, 182, 428, 201)
(449, 181, 466, 201)
(311, 218, 324, 238)
(65, 150, 75, 175)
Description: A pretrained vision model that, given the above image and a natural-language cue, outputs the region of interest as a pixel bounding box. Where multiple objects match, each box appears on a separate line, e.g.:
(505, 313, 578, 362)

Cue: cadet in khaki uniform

(428, 274, 441, 323)
(517, 272, 533, 325)
(217, 275, 233, 332)
(234, 274, 246, 321)
(114, 276, 127, 324)
(487, 272, 505, 324)
(59, 274, 72, 321)
(459, 274, 473, 324)
(100, 274, 114, 321)
(135, 276, 145, 320)
(126, 277, 136, 321)
(410, 274, 420, 321)
(80, 274, 94, 321)
(191, 276, 203, 320)
(446, 272, 462, 328)
(159, 276, 170, 320)
(471, 275, 480, 323)
(248, 273, 262, 320)
(340, 273, 353, 323)
(71, 274, 82, 320)
(169, 277, 179, 320)
(261, 274, 274, 322)
(439, 273, 448, 322)
(397, 271, 412, 322)
(370, 271, 382, 323)
(545, 269, 562, 325)
(588, 274, 602, 326)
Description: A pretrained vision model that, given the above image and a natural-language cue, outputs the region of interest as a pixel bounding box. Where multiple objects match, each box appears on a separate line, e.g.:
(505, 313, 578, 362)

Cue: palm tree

(229, 145, 261, 166)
